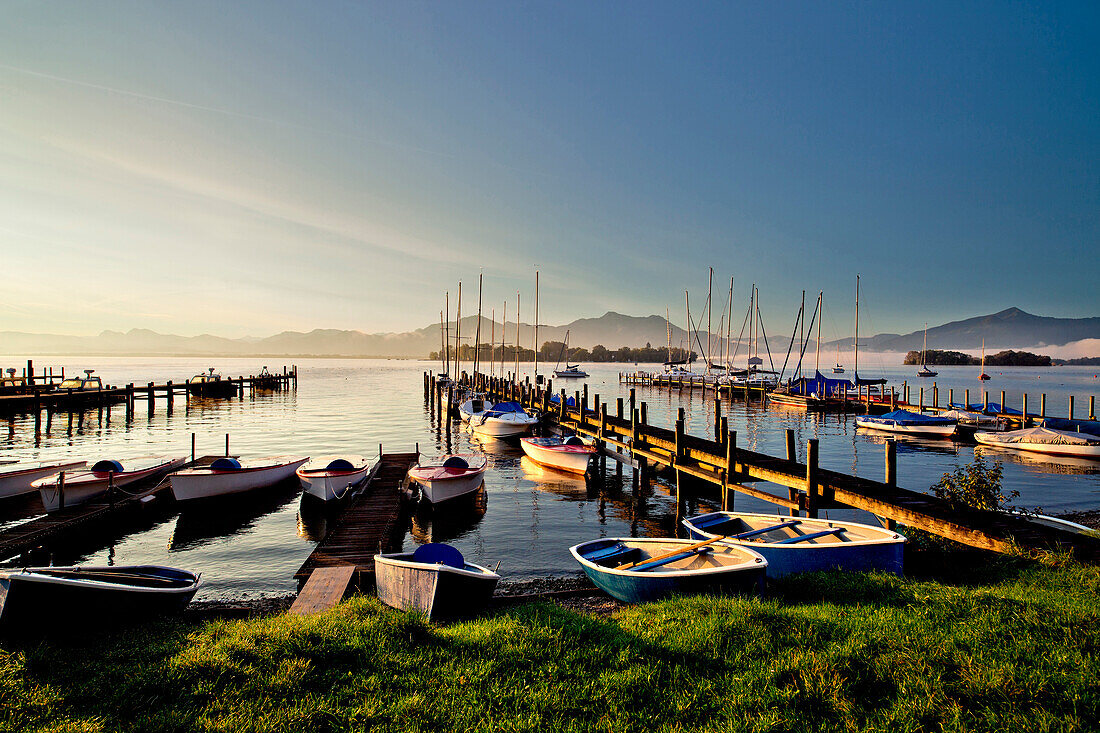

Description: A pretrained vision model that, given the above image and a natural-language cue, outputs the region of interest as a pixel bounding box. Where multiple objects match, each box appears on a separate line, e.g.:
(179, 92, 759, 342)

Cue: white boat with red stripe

(33, 456, 187, 512)
(296, 455, 372, 501)
(406, 455, 487, 504)
(171, 455, 309, 501)
(0, 459, 86, 500)
(520, 436, 595, 475)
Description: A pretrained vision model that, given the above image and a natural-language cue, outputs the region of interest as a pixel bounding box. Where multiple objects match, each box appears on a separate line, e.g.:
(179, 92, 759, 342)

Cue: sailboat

(917, 324, 937, 377)
(553, 329, 588, 378)
(979, 339, 991, 381)
(832, 344, 845, 374)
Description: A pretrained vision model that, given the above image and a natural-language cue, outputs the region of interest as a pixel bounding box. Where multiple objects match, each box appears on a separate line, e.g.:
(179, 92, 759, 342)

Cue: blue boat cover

(564, 436, 585, 446)
(488, 401, 525, 413)
(786, 371, 854, 398)
(325, 458, 355, 471)
(91, 459, 125, 473)
(210, 457, 242, 470)
(876, 410, 955, 425)
(852, 372, 888, 386)
(949, 402, 1022, 415)
(413, 542, 465, 569)
(549, 394, 577, 407)
(442, 456, 470, 469)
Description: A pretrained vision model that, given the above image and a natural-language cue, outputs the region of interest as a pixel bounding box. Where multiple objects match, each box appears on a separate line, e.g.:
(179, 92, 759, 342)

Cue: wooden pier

(291, 452, 419, 611)
(437, 371, 1100, 564)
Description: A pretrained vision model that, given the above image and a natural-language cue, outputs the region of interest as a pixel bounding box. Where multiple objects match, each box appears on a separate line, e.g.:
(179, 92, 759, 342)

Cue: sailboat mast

(854, 275, 859, 377)
(440, 309, 446, 375)
(474, 273, 483, 377)
(490, 307, 495, 380)
(514, 292, 520, 380)
(501, 300, 507, 379)
(726, 277, 734, 370)
(707, 267, 713, 376)
(455, 281, 462, 382)
(666, 306, 672, 364)
(445, 291, 450, 378)
(533, 270, 539, 380)
(922, 324, 928, 366)
(799, 290, 805, 379)
(685, 290, 691, 367)
(816, 291, 823, 375)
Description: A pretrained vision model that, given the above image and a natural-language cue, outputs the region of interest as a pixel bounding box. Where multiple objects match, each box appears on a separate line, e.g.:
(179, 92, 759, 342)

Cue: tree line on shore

(903, 349, 1053, 366)
(429, 342, 696, 364)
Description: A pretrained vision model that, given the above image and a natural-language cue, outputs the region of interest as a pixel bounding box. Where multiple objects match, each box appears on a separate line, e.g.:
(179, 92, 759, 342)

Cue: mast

(707, 267, 713, 375)
(440, 309, 446, 375)
(854, 275, 860, 378)
(514, 291, 520, 380)
(666, 306, 672, 364)
(726, 276, 734, 371)
(473, 273, 483, 377)
(501, 300, 507, 379)
(533, 270, 540, 380)
(490, 307, 495, 380)
(445, 291, 450, 378)
(815, 291, 823, 375)
(455, 281, 462, 382)
(685, 290, 691, 368)
(799, 290, 806, 379)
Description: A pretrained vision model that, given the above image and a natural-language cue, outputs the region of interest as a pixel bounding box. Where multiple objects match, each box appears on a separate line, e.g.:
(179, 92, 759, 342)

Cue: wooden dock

(292, 452, 419, 601)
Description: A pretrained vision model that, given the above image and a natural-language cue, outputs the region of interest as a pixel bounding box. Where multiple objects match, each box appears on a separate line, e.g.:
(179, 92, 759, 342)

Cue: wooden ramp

(292, 452, 418, 608)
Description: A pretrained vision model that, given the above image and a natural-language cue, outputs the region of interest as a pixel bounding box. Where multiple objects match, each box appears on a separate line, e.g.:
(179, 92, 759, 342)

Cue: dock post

(948, 388, 953, 408)
(919, 387, 924, 411)
(58, 471, 65, 511)
(903, 381, 908, 404)
(615, 398, 624, 476)
(599, 403, 608, 475)
(26, 359, 33, 385)
(1069, 395, 1075, 420)
(883, 440, 898, 531)
(1041, 393, 1046, 418)
(445, 386, 452, 444)
(713, 397, 721, 442)
(126, 384, 134, 421)
(167, 380, 174, 411)
(723, 430, 736, 512)
(785, 428, 798, 516)
(805, 439, 819, 519)
(148, 382, 154, 415)
(1023, 393, 1029, 427)
(640, 402, 648, 426)
(964, 389, 970, 410)
(191, 433, 196, 463)
(1090, 395, 1096, 421)
(983, 390, 989, 412)
(225, 433, 230, 456)
(999, 390, 1006, 415)
(616, 397, 623, 420)
(629, 389, 636, 425)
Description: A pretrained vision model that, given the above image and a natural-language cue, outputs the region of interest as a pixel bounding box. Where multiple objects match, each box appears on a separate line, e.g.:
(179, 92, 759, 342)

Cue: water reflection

(168, 478, 302, 551)
(296, 493, 343, 541)
(408, 485, 487, 544)
(857, 431, 962, 456)
(975, 445, 1100, 475)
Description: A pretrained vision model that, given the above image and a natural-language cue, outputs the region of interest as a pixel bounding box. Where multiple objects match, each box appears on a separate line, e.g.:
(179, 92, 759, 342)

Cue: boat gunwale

(1, 566, 202, 595)
(682, 511, 907, 549)
(569, 538, 766, 578)
(374, 553, 500, 581)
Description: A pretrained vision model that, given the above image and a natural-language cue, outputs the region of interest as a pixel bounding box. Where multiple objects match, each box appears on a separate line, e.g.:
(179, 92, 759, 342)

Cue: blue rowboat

(682, 511, 905, 579)
(569, 537, 766, 604)
(855, 409, 957, 438)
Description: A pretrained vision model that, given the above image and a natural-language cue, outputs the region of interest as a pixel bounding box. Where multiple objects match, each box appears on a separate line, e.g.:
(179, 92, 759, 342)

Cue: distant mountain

(0, 307, 1096, 358)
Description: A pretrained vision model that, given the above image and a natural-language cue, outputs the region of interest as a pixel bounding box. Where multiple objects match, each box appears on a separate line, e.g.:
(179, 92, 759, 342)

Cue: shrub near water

(1, 556, 1098, 733)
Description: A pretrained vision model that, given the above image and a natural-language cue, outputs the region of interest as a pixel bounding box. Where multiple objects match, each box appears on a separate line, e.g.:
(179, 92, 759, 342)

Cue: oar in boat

(617, 535, 728, 571)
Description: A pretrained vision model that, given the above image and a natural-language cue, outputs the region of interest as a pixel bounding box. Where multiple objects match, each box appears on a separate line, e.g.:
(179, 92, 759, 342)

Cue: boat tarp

(950, 402, 1023, 415)
(549, 394, 577, 407)
(985, 427, 1100, 446)
(488, 401, 525, 413)
(1041, 418, 1100, 438)
(876, 410, 955, 425)
(786, 371, 853, 397)
(852, 372, 888, 386)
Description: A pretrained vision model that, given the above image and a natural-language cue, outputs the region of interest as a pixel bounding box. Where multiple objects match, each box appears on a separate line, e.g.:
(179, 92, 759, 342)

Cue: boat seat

(583, 543, 639, 566)
(691, 514, 733, 529)
(731, 520, 801, 540)
(441, 456, 469, 469)
(773, 528, 846, 545)
(629, 547, 714, 572)
(413, 542, 465, 569)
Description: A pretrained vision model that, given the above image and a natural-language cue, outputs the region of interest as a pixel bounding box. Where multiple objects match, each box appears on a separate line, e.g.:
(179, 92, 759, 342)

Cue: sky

(1, 1, 1097, 341)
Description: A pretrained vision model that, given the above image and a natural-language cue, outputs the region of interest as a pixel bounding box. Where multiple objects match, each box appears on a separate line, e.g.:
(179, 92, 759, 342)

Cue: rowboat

(569, 537, 766, 604)
(406, 455, 487, 503)
(170, 455, 309, 501)
(296, 455, 371, 501)
(974, 426, 1100, 459)
(33, 456, 187, 512)
(855, 410, 957, 438)
(519, 436, 595, 475)
(0, 565, 201, 631)
(374, 543, 499, 619)
(682, 511, 906, 578)
(467, 401, 539, 437)
(0, 459, 86, 499)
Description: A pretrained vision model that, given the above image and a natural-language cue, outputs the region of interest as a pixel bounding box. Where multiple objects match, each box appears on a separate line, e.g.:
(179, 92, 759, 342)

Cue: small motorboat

(467, 401, 539, 438)
(854, 410, 957, 438)
(170, 455, 309, 501)
(0, 565, 201, 631)
(374, 543, 499, 619)
(974, 426, 1100, 460)
(33, 456, 187, 512)
(0, 459, 86, 500)
(186, 368, 237, 397)
(406, 455, 487, 504)
(457, 393, 489, 423)
(682, 511, 906, 578)
(296, 455, 371, 501)
(569, 537, 766, 604)
(57, 369, 103, 391)
(519, 436, 595, 475)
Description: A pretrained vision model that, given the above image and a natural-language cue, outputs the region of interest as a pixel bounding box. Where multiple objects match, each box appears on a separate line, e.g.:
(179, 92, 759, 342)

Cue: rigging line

(730, 301, 751, 367)
(778, 303, 804, 382)
(756, 307, 778, 375)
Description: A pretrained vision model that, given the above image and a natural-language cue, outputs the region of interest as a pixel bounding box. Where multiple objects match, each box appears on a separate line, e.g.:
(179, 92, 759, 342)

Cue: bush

(930, 456, 1016, 512)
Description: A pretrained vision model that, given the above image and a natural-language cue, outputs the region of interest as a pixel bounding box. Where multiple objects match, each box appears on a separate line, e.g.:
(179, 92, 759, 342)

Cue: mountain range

(0, 308, 1096, 359)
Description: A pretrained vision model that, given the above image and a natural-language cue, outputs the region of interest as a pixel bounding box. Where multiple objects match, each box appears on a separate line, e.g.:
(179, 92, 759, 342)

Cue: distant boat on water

(917, 323, 937, 377)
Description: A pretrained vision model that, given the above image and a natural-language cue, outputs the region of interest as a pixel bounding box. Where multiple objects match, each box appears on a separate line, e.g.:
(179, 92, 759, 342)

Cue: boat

(854, 409, 957, 438)
(406, 455, 487, 503)
(917, 324, 937, 377)
(186, 368, 237, 397)
(978, 338, 991, 381)
(940, 409, 1008, 432)
(0, 565, 202, 631)
(57, 369, 103, 391)
(553, 330, 589, 378)
(170, 455, 309, 501)
(467, 401, 539, 437)
(569, 536, 767, 604)
(0, 459, 86, 499)
(374, 542, 499, 619)
(457, 392, 489, 422)
(33, 455, 187, 512)
(1011, 511, 1095, 536)
(296, 455, 371, 501)
(974, 426, 1100, 459)
(519, 436, 595, 475)
(0, 368, 33, 395)
(833, 345, 845, 374)
(681, 511, 906, 578)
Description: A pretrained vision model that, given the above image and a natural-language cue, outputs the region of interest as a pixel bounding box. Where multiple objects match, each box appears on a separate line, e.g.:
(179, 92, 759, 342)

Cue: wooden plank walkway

(293, 452, 419, 592)
(288, 565, 357, 615)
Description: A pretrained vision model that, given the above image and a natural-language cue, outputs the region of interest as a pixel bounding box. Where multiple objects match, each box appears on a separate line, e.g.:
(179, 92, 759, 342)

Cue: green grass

(2, 554, 1098, 732)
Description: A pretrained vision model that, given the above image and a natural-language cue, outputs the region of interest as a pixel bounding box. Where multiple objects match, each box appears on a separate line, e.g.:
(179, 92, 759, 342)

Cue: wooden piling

(805, 439, 819, 519)
(1069, 395, 1075, 420)
(883, 440, 898, 531)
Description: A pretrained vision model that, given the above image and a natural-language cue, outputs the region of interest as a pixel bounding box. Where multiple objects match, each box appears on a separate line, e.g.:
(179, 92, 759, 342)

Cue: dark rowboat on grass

(374, 543, 499, 619)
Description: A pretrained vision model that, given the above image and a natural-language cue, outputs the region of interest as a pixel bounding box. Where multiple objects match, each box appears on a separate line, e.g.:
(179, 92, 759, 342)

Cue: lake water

(0, 356, 1097, 601)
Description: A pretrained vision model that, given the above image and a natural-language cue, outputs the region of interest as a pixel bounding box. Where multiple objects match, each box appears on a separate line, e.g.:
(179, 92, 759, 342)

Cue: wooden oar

(617, 535, 727, 570)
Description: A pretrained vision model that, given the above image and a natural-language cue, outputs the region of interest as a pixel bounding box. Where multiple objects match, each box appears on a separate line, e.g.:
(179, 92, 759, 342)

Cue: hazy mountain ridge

(0, 307, 1096, 358)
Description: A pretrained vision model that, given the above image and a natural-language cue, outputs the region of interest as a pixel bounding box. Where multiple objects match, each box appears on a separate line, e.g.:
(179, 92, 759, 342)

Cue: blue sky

(1, 1, 1096, 339)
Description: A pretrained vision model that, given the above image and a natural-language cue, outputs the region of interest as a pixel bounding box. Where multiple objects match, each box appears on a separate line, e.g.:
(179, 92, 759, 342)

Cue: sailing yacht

(553, 329, 588, 378)
(833, 344, 845, 373)
(917, 324, 937, 377)
(979, 339, 991, 380)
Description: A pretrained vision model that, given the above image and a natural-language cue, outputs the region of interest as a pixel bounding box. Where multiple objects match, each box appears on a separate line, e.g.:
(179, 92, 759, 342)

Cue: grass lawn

(1, 550, 1097, 732)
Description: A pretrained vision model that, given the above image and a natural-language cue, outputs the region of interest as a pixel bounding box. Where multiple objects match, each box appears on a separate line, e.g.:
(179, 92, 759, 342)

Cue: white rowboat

(296, 455, 371, 501)
(171, 455, 309, 501)
(407, 455, 487, 503)
(33, 456, 186, 512)
(974, 427, 1100, 459)
(519, 436, 594, 475)
(0, 460, 86, 500)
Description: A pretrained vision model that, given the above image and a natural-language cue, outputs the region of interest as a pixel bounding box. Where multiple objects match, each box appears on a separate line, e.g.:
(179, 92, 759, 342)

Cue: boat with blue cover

(374, 542, 499, 618)
(855, 409, 957, 437)
(569, 536, 766, 604)
(681, 511, 906, 579)
(467, 401, 538, 437)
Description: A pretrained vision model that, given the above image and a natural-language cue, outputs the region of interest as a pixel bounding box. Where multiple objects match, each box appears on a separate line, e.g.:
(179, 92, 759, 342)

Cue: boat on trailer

(406, 455, 487, 503)
(0, 459, 86, 500)
(681, 511, 906, 578)
(467, 401, 539, 437)
(974, 426, 1100, 459)
(170, 455, 309, 501)
(33, 456, 187, 512)
(569, 537, 766, 604)
(374, 543, 499, 619)
(855, 410, 957, 438)
(296, 455, 371, 501)
(0, 565, 202, 631)
(520, 436, 595, 475)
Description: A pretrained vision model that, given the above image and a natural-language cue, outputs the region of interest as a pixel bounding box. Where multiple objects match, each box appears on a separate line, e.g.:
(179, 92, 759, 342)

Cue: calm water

(0, 356, 1097, 601)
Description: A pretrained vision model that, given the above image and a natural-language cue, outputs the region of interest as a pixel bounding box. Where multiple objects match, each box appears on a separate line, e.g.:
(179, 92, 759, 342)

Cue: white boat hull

(854, 417, 956, 437)
(974, 433, 1100, 459)
(298, 466, 371, 501)
(469, 413, 538, 437)
(35, 457, 186, 512)
(412, 472, 485, 503)
(520, 440, 592, 474)
(0, 461, 85, 499)
(171, 458, 309, 501)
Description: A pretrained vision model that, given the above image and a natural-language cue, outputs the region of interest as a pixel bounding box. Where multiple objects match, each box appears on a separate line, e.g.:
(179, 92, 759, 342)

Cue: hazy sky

(1, 1, 1096, 340)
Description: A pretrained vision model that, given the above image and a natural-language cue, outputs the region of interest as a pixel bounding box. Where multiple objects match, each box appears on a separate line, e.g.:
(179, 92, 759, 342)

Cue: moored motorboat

(682, 511, 906, 578)
(0, 565, 201, 631)
(569, 536, 766, 604)
(170, 455, 309, 501)
(186, 368, 237, 397)
(974, 426, 1100, 459)
(0, 459, 86, 499)
(855, 410, 957, 438)
(57, 369, 103, 391)
(519, 436, 595, 475)
(296, 455, 371, 501)
(406, 455, 487, 503)
(374, 543, 499, 619)
(467, 401, 539, 437)
(457, 393, 489, 423)
(940, 409, 1008, 433)
(33, 456, 187, 512)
